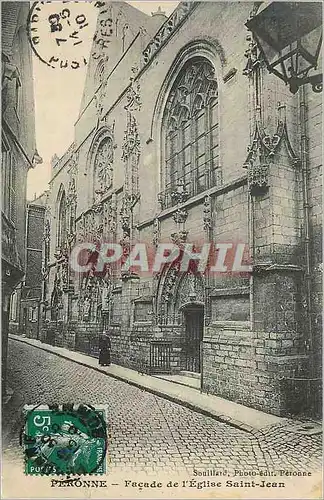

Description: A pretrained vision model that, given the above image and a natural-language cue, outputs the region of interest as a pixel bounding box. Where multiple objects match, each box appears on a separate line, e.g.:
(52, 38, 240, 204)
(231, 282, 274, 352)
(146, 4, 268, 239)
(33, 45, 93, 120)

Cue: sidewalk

(10, 334, 286, 434)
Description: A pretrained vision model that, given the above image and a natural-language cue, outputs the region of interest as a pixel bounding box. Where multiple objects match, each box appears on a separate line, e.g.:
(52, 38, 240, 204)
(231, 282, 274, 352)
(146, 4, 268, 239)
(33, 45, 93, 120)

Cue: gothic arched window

(93, 137, 114, 201)
(163, 58, 220, 206)
(57, 188, 67, 247)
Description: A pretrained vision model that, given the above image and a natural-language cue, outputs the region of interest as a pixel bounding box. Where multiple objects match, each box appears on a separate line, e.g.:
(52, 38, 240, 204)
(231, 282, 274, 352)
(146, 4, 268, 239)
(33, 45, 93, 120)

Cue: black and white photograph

(1, 1, 323, 498)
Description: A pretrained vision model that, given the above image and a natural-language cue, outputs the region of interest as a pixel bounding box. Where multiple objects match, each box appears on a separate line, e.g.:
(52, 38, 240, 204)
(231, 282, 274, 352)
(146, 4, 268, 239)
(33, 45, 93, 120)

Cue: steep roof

(1, 2, 21, 56)
(79, 1, 166, 113)
(28, 191, 48, 206)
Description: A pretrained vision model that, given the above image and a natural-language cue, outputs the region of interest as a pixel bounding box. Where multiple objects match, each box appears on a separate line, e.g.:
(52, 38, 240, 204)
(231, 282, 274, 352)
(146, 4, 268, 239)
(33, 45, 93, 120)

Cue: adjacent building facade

(41, 1, 322, 417)
(9, 193, 47, 339)
(2, 2, 41, 392)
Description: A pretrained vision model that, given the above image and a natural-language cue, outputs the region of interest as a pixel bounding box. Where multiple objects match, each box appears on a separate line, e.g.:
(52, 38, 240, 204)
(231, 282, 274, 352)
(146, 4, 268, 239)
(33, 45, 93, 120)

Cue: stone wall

(203, 325, 309, 416)
(306, 89, 322, 380)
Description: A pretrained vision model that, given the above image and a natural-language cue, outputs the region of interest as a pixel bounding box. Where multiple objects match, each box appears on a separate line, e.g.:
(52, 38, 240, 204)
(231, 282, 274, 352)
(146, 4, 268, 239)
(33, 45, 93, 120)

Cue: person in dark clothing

(99, 332, 111, 366)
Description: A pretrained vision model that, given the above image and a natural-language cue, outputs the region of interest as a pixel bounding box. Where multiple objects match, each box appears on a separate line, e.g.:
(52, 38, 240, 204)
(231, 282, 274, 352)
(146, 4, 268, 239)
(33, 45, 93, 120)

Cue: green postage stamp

(21, 404, 108, 476)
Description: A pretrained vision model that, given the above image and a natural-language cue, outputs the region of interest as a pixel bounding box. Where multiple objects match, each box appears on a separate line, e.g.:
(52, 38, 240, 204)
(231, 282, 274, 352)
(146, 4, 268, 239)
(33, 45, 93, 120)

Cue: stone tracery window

(93, 137, 114, 201)
(163, 58, 220, 207)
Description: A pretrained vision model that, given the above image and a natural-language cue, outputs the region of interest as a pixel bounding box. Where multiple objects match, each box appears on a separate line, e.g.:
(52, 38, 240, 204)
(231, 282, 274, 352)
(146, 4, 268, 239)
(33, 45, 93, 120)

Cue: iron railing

(157, 313, 182, 326)
(149, 341, 172, 374)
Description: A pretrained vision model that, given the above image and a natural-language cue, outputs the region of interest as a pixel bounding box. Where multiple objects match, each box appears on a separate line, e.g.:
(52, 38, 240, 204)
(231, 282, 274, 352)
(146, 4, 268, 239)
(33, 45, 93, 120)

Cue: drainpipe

(37, 301, 41, 340)
(248, 65, 262, 330)
(248, 187, 255, 327)
(299, 85, 314, 378)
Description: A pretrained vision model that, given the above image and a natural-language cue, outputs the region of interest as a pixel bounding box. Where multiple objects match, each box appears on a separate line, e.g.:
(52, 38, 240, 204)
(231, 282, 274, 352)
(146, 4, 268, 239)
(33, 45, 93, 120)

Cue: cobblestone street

(3, 339, 322, 478)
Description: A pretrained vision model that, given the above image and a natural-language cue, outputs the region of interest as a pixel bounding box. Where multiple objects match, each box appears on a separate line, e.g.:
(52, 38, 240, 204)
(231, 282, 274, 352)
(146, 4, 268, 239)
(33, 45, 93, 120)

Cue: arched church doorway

(182, 304, 204, 373)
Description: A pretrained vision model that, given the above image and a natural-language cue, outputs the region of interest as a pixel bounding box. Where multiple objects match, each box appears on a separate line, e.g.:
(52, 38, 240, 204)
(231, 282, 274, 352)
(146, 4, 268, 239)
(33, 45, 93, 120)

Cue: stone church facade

(41, 1, 322, 417)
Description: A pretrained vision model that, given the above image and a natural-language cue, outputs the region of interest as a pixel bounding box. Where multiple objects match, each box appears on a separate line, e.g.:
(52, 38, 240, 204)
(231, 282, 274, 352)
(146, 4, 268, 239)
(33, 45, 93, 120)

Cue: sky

(27, 1, 179, 200)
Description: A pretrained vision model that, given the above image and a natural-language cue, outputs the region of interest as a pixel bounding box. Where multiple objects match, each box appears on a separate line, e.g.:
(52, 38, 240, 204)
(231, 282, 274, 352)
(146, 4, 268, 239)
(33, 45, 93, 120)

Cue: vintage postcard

(1, 0, 323, 498)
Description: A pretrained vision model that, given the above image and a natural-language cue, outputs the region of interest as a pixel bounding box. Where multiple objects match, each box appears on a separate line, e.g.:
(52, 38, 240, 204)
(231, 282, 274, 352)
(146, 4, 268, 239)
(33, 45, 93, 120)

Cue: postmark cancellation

(21, 403, 108, 476)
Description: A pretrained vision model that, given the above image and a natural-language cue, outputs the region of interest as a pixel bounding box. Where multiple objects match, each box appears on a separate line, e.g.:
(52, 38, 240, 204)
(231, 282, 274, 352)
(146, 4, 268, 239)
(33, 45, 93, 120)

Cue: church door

(183, 306, 204, 373)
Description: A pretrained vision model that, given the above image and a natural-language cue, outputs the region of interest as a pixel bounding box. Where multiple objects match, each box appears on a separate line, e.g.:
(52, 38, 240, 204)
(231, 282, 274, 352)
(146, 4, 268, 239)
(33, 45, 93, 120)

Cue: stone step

(180, 370, 201, 379)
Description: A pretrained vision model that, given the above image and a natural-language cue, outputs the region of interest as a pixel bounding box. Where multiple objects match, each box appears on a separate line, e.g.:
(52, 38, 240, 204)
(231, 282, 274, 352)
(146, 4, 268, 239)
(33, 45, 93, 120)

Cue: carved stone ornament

(242, 32, 260, 77)
(94, 85, 106, 118)
(65, 160, 78, 246)
(76, 215, 86, 243)
(53, 250, 69, 294)
(79, 272, 105, 322)
(70, 149, 79, 169)
(54, 244, 68, 262)
(177, 272, 204, 309)
(120, 233, 131, 266)
(120, 196, 131, 234)
(121, 113, 140, 162)
(43, 219, 51, 245)
(102, 197, 117, 236)
(83, 297, 91, 319)
(92, 202, 103, 215)
(51, 272, 64, 320)
(157, 260, 205, 326)
(248, 164, 269, 196)
(170, 230, 188, 245)
(203, 195, 212, 230)
(142, 2, 197, 65)
(242, 5, 261, 77)
(170, 179, 189, 205)
(66, 142, 76, 160)
(152, 218, 160, 247)
(139, 26, 148, 37)
(172, 207, 188, 225)
(67, 164, 77, 209)
(81, 210, 99, 243)
(162, 264, 180, 303)
(124, 67, 141, 113)
(94, 137, 114, 200)
(67, 174, 76, 202)
(110, 194, 117, 234)
(90, 204, 104, 241)
(61, 260, 69, 291)
(166, 61, 218, 133)
(122, 112, 141, 198)
(41, 266, 49, 281)
(243, 105, 300, 196)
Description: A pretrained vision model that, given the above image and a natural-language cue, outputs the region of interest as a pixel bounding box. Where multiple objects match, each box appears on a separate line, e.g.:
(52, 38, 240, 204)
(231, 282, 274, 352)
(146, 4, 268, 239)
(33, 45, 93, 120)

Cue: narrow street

(3, 339, 322, 478)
